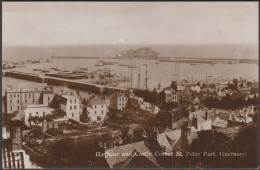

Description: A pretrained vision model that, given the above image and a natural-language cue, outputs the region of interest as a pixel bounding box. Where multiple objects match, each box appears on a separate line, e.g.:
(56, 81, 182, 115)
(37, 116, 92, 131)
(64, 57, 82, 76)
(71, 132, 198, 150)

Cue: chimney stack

(215, 109, 218, 115)
(180, 120, 189, 152)
(172, 113, 177, 129)
(229, 111, 233, 120)
(192, 115, 198, 129)
(205, 110, 208, 120)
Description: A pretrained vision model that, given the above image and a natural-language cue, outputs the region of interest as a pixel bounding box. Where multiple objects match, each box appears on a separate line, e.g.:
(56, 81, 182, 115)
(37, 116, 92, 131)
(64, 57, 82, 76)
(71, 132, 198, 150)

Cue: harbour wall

(4, 71, 127, 94)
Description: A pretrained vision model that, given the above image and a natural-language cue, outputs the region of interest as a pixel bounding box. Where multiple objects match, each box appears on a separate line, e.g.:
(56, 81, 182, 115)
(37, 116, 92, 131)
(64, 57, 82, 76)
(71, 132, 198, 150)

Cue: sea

(2, 57, 258, 96)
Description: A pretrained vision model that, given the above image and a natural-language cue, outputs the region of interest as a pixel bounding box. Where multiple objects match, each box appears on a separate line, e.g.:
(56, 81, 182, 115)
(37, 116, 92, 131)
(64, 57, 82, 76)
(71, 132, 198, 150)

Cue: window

(95, 105, 97, 109)
(25, 99, 27, 103)
(10, 100, 12, 104)
(17, 106, 19, 110)
(17, 100, 19, 104)
(72, 113, 74, 117)
(95, 111, 97, 114)
(25, 94, 27, 98)
(14, 94, 16, 98)
(10, 106, 12, 111)
(74, 106, 76, 110)
(97, 116, 101, 121)
(119, 98, 121, 102)
(43, 112, 45, 116)
(70, 106, 72, 110)
(32, 94, 34, 98)
(36, 112, 38, 115)
(29, 113, 32, 117)
(70, 99, 72, 104)
(33, 99, 35, 103)
(17, 94, 19, 98)
(101, 105, 103, 108)
(48, 96, 50, 102)
(29, 94, 31, 98)
(101, 110, 103, 114)
(47, 124, 49, 129)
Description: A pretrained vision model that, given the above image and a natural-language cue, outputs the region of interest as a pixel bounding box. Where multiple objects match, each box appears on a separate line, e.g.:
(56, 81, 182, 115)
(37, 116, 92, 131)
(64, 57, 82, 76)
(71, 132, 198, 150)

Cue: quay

(3, 71, 127, 94)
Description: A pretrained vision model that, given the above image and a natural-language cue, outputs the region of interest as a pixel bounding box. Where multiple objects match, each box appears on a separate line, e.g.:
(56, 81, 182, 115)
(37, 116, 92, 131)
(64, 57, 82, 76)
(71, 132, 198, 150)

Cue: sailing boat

(172, 59, 179, 76)
(94, 58, 104, 66)
(119, 57, 129, 66)
(128, 60, 137, 68)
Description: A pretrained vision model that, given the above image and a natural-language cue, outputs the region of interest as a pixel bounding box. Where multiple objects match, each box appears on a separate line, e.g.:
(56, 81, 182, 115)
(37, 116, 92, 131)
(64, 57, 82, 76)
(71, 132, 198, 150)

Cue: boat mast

(144, 64, 148, 90)
(131, 67, 133, 88)
(138, 63, 141, 89)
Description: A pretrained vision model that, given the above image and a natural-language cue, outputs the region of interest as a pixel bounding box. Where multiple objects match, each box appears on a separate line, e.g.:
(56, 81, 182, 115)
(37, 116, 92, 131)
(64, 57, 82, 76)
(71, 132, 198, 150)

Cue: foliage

(45, 128, 63, 137)
(133, 89, 158, 105)
(47, 137, 109, 168)
(80, 107, 90, 123)
(203, 95, 258, 110)
(188, 123, 258, 168)
(170, 81, 177, 90)
(49, 94, 60, 108)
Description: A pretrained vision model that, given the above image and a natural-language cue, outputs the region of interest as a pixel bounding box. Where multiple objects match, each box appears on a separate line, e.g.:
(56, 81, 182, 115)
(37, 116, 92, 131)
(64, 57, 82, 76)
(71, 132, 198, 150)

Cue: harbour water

(3, 58, 258, 96)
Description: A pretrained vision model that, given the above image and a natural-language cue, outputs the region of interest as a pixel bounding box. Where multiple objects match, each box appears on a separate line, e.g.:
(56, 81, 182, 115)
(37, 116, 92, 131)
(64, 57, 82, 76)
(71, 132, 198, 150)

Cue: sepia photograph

(2, 1, 259, 169)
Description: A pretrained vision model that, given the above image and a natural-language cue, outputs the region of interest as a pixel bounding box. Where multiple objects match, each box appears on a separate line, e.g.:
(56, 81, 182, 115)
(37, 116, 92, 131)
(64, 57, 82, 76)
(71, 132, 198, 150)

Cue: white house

(164, 88, 178, 103)
(110, 92, 128, 110)
(190, 85, 201, 93)
(189, 110, 212, 132)
(24, 104, 54, 126)
(87, 99, 108, 122)
(59, 94, 81, 122)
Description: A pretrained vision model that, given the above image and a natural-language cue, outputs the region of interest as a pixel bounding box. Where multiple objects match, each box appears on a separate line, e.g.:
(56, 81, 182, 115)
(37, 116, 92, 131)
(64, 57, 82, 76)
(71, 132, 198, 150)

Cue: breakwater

(3, 71, 127, 94)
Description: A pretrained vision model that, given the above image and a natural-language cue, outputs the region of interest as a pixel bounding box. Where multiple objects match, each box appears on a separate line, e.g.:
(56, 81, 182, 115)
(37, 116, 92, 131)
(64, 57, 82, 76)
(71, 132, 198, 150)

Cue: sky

(2, 2, 259, 46)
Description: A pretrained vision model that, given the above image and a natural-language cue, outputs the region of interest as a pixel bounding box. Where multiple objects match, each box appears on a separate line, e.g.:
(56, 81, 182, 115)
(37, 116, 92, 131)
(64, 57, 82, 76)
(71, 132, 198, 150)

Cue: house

(87, 99, 108, 122)
(24, 104, 54, 126)
(105, 141, 161, 168)
(59, 94, 81, 122)
(109, 92, 128, 110)
(42, 117, 68, 132)
(190, 85, 201, 93)
(163, 87, 178, 103)
(5, 84, 54, 114)
(191, 96, 200, 105)
(188, 110, 212, 132)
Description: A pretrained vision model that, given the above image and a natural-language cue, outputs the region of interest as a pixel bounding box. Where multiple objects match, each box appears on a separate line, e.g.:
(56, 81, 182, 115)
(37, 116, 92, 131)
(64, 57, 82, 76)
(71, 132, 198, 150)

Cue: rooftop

(105, 141, 158, 168)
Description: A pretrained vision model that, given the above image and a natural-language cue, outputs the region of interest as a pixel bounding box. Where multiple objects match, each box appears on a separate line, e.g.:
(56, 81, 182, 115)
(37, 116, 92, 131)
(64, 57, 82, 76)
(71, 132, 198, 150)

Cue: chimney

(192, 115, 198, 129)
(245, 111, 248, 123)
(180, 120, 189, 151)
(229, 111, 233, 120)
(172, 113, 177, 129)
(215, 109, 218, 115)
(205, 110, 208, 120)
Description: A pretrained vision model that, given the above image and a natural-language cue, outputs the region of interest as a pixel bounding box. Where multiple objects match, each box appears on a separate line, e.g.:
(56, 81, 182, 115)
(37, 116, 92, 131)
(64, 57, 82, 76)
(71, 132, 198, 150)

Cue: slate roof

(215, 126, 242, 139)
(212, 116, 228, 128)
(157, 129, 182, 153)
(87, 99, 106, 108)
(120, 150, 161, 168)
(105, 141, 158, 168)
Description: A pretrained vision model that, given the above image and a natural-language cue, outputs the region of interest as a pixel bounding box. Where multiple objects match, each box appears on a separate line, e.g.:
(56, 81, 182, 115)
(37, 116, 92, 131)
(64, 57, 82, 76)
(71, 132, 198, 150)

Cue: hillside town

(2, 76, 258, 168)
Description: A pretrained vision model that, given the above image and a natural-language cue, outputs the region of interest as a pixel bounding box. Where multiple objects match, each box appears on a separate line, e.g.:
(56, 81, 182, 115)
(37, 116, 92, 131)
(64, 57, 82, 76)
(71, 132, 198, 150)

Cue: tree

(45, 128, 63, 137)
(231, 123, 258, 168)
(170, 81, 177, 90)
(188, 130, 232, 168)
(80, 107, 90, 123)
